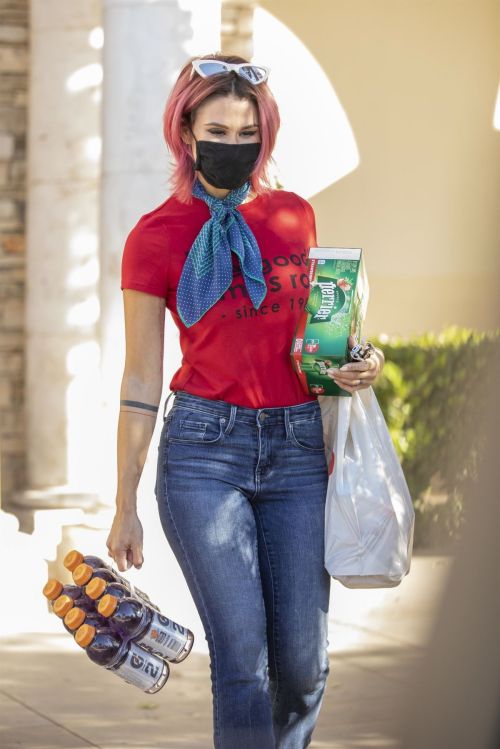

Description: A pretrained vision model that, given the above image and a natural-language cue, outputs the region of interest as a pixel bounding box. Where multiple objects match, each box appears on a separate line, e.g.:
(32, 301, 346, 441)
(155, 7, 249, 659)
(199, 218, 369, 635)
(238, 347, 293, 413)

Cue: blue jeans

(154, 390, 331, 749)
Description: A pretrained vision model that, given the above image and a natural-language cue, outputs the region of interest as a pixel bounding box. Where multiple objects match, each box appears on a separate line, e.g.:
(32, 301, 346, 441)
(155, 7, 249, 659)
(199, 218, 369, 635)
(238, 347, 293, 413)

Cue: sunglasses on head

(191, 58, 270, 85)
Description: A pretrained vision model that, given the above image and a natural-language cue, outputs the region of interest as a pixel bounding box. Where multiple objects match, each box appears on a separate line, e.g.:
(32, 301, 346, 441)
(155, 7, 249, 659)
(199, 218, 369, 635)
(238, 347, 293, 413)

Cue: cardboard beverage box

(290, 247, 369, 397)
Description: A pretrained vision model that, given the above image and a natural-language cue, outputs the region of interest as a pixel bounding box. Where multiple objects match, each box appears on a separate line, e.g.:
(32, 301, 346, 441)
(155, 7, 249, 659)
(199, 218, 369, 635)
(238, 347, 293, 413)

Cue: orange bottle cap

(75, 623, 96, 648)
(63, 550, 84, 572)
(53, 595, 74, 617)
(42, 579, 63, 601)
(97, 594, 118, 618)
(86, 577, 107, 600)
(64, 607, 86, 630)
(72, 563, 93, 586)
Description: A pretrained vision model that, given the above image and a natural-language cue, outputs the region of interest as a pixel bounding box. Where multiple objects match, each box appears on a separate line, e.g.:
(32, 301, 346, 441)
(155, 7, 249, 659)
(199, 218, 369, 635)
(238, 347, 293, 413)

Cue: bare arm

(107, 288, 166, 570)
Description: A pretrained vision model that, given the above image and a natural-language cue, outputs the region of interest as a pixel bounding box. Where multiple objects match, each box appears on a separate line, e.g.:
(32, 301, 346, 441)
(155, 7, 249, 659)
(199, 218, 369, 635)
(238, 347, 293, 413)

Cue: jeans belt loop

(162, 390, 177, 422)
(224, 403, 237, 435)
(284, 406, 292, 441)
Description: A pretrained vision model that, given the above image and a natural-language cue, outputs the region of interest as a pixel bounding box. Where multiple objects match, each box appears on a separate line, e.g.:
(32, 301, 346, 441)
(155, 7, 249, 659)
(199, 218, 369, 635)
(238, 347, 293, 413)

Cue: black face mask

(190, 129, 261, 190)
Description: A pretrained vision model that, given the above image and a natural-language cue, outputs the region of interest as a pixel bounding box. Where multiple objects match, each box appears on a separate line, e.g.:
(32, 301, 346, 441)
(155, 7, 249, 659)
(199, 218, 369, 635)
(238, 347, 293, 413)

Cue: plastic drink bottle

(75, 623, 169, 693)
(63, 607, 104, 635)
(64, 549, 158, 610)
(98, 593, 194, 663)
(85, 579, 131, 605)
(73, 564, 118, 587)
(72, 562, 160, 613)
(52, 592, 95, 618)
(64, 606, 107, 633)
(64, 550, 130, 577)
(43, 579, 89, 605)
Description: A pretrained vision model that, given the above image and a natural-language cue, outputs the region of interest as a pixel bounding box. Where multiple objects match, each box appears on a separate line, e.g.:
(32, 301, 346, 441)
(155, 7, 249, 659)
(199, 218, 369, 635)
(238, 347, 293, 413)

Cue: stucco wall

(258, 0, 500, 337)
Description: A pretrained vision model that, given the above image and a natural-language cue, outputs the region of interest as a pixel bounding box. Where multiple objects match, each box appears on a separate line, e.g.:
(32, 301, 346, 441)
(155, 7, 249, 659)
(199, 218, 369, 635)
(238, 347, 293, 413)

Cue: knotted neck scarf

(176, 177, 267, 328)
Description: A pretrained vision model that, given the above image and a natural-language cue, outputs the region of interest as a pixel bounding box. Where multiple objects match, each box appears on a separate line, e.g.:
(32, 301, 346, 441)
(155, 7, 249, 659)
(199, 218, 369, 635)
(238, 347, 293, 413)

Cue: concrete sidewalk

(0, 552, 454, 749)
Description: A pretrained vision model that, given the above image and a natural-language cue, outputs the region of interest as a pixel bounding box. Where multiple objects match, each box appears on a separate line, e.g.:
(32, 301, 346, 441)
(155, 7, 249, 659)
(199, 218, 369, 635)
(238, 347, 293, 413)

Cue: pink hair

(163, 53, 281, 204)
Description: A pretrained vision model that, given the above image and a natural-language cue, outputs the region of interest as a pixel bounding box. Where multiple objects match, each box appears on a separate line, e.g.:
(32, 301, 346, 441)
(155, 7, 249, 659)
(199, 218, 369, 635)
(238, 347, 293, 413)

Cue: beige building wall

(258, 0, 500, 337)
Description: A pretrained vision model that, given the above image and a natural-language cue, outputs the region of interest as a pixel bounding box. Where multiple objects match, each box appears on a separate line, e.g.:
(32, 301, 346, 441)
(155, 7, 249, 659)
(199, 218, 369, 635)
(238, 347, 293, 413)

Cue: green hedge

(369, 325, 500, 550)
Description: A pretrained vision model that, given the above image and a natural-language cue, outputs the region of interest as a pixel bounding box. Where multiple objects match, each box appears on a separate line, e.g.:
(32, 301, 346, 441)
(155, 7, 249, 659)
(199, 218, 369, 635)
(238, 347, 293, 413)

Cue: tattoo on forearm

(120, 399, 159, 414)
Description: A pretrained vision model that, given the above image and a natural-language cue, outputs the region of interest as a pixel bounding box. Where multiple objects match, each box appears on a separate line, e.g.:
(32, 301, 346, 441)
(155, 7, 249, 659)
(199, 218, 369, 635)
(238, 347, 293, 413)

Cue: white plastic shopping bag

(318, 387, 415, 589)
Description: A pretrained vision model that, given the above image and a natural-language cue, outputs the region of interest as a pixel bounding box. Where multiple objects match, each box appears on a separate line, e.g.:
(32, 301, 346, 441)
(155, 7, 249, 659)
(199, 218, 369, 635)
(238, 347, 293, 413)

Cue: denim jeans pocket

(289, 416, 325, 452)
(166, 406, 226, 446)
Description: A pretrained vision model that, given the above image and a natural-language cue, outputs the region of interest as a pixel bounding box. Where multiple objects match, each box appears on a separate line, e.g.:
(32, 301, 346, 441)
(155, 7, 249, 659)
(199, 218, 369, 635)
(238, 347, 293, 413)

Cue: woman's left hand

(326, 335, 385, 393)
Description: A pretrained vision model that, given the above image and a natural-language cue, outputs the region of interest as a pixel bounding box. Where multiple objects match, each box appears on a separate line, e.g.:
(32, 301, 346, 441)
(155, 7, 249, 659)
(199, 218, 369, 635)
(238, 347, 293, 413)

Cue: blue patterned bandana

(176, 177, 267, 327)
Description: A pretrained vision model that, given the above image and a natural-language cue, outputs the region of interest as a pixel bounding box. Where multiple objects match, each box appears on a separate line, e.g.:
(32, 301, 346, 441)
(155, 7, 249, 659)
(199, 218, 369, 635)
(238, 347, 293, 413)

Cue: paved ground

(0, 551, 453, 749)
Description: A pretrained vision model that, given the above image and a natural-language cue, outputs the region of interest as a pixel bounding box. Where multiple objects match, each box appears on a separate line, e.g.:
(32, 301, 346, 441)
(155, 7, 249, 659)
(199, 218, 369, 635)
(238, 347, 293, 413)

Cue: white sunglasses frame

(191, 59, 270, 85)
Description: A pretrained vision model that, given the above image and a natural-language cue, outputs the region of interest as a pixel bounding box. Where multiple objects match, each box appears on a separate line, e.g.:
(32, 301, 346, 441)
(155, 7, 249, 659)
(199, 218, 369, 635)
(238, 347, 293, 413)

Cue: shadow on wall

(394, 321, 500, 748)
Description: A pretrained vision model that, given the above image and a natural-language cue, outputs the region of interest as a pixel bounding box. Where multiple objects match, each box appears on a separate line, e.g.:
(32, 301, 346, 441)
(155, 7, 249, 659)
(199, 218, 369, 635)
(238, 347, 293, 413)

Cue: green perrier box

(290, 247, 369, 397)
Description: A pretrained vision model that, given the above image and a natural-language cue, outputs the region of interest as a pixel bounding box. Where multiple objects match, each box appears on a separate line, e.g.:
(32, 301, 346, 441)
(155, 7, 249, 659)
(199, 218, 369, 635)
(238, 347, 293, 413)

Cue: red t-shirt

(120, 188, 318, 409)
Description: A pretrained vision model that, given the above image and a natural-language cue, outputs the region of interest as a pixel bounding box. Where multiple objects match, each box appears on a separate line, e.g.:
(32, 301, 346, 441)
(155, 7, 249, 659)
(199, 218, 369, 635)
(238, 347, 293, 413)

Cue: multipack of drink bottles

(42, 549, 194, 693)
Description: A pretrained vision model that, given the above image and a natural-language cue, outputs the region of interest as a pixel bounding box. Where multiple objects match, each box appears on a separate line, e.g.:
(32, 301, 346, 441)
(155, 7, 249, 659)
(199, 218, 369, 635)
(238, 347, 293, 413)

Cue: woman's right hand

(106, 506, 144, 572)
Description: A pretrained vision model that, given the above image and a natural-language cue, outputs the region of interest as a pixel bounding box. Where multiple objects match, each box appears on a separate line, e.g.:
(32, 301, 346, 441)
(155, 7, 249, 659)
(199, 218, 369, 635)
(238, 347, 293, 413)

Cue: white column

(98, 0, 222, 653)
(99, 0, 222, 505)
(16, 1, 102, 516)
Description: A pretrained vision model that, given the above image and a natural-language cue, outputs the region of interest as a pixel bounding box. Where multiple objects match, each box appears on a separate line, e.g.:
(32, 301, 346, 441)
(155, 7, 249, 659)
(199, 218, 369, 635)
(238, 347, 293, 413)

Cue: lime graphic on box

(290, 247, 369, 397)
(305, 279, 346, 322)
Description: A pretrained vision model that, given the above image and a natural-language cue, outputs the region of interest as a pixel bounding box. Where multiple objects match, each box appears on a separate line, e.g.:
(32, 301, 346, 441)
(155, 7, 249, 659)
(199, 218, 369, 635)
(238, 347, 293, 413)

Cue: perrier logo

(305, 275, 346, 323)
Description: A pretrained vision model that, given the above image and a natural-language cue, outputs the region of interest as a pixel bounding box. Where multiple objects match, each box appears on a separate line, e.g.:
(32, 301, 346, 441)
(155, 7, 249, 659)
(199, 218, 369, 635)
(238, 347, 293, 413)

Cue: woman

(106, 53, 385, 749)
